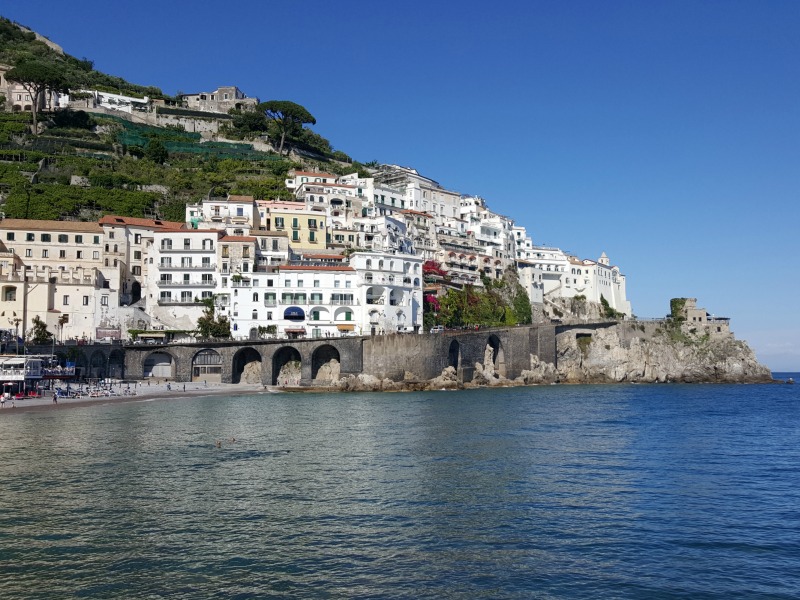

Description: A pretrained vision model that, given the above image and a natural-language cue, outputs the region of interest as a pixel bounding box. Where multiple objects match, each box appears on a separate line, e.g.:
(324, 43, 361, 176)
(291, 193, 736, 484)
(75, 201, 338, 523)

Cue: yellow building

(257, 201, 328, 253)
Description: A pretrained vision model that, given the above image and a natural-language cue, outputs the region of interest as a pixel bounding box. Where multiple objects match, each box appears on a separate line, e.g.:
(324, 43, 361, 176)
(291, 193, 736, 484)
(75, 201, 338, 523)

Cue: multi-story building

(350, 251, 423, 334)
(186, 195, 258, 235)
(145, 228, 220, 329)
(99, 215, 184, 305)
(179, 86, 259, 114)
(257, 201, 328, 254)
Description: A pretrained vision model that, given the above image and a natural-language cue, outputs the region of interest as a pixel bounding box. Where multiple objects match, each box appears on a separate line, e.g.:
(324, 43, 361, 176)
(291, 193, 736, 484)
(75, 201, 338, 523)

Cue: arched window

(366, 259, 372, 269)
(252, 310, 258, 320)
(253, 292, 259, 301)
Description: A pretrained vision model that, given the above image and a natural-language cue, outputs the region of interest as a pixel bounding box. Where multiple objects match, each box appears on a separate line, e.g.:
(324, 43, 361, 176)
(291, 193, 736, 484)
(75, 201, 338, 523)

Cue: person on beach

(1, 395, 5, 408)
(52, 391, 58, 404)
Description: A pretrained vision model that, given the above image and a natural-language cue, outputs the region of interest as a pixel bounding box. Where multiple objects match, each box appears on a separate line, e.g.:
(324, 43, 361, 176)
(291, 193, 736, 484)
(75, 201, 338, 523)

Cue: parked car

(430, 326, 445, 334)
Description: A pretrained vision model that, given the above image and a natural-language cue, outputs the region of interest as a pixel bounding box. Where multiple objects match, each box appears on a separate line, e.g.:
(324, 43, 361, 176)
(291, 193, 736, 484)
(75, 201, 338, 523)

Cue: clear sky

(3, 1, 799, 370)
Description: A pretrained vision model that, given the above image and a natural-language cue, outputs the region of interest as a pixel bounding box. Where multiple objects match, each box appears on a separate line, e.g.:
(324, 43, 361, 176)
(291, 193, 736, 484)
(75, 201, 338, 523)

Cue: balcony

(157, 298, 205, 306)
(157, 279, 216, 287)
(159, 263, 216, 270)
(160, 246, 214, 253)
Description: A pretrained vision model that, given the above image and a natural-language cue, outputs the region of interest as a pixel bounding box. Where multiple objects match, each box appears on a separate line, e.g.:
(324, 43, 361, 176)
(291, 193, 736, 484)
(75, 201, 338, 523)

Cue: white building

(350, 251, 423, 334)
(145, 229, 221, 329)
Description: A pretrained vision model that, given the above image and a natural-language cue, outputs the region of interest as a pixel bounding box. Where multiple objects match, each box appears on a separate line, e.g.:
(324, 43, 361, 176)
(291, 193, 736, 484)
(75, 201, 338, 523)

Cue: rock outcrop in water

(521, 322, 772, 384)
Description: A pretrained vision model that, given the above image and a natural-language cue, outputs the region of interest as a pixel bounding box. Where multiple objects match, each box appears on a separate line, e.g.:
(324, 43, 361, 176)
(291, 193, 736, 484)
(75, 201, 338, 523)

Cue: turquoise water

(1, 378, 799, 599)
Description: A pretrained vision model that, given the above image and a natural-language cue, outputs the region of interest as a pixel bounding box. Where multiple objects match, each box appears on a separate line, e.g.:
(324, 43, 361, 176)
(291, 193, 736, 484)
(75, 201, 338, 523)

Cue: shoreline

(0, 374, 786, 415)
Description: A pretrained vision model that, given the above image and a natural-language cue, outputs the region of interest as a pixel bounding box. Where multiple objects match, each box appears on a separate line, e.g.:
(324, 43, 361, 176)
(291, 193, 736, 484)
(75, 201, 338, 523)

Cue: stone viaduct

(30, 322, 621, 387)
(118, 324, 562, 386)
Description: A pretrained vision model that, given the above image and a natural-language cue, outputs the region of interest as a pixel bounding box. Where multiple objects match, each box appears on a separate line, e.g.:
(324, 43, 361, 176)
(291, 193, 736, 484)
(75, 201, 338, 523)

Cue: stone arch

(311, 344, 340, 382)
(89, 350, 107, 379)
(108, 349, 125, 379)
(192, 348, 223, 383)
(487, 334, 506, 377)
(232, 347, 262, 384)
(143, 351, 175, 379)
(272, 346, 301, 386)
(447, 339, 461, 370)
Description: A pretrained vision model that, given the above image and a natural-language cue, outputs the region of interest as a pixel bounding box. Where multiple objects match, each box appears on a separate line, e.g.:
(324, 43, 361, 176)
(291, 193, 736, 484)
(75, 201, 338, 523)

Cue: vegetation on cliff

(423, 270, 532, 330)
(0, 17, 372, 221)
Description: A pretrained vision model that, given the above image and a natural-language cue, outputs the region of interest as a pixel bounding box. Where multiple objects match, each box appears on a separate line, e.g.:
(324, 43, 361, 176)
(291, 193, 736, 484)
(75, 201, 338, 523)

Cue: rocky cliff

(524, 323, 773, 384)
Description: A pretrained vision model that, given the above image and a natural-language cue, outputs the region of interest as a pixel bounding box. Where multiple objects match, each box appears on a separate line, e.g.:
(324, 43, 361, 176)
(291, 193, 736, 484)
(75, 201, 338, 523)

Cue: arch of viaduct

(121, 324, 568, 386)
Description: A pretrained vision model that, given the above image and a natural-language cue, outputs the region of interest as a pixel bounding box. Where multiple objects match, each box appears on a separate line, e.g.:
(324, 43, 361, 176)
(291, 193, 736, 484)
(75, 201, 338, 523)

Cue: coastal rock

(555, 324, 772, 384)
(517, 354, 559, 385)
(240, 360, 263, 384)
(315, 358, 341, 384)
(426, 366, 462, 390)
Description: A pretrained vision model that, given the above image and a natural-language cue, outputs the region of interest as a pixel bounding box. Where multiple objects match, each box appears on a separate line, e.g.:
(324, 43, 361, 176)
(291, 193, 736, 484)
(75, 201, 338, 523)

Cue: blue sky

(4, 1, 799, 369)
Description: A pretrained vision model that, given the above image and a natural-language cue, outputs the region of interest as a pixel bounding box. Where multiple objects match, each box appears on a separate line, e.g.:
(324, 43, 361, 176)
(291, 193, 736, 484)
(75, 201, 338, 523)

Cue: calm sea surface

(1, 376, 799, 599)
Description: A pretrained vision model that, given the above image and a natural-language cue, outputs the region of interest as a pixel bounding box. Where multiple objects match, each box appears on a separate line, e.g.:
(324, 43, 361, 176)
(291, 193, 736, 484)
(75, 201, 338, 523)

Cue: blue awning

(284, 306, 305, 321)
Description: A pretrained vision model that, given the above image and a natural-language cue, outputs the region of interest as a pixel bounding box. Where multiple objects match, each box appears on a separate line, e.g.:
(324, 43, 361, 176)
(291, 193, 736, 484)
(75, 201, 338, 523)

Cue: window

(272, 239, 279, 251)
(108, 232, 115, 239)
(309, 231, 316, 242)
(184, 238, 191, 250)
(76, 251, 83, 259)
(292, 231, 299, 241)
(6, 232, 13, 241)
(292, 217, 299, 229)
(26, 233, 34, 241)
(93, 251, 100, 260)
(58, 234, 68, 243)
(94, 236, 100, 244)
(134, 234, 141, 244)
(222, 246, 229, 258)
(59, 250, 66, 259)
(243, 247, 250, 258)
(308, 218, 317, 229)
(63, 295, 69, 306)
(275, 217, 284, 229)
(298, 280, 304, 288)
(134, 251, 141, 260)
(81, 296, 89, 306)
(41, 234, 51, 242)
(345, 311, 352, 321)
(3, 287, 16, 301)
(237, 207, 244, 216)
(345, 280, 351, 288)
(25, 249, 32, 258)
(101, 295, 109, 306)
(253, 293, 259, 301)
(132, 266, 141, 276)
(313, 280, 320, 287)
(42, 249, 49, 258)
(312, 310, 320, 321)
(334, 280, 340, 288)
(285, 279, 291, 287)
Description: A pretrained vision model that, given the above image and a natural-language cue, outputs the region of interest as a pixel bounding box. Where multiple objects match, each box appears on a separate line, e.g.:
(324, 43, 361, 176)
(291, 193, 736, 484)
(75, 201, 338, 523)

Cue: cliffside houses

(0, 161, 632, 342)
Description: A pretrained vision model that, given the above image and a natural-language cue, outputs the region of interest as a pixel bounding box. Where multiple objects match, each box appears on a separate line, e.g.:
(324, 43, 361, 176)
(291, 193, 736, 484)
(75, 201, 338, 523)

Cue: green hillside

(0, 16, 371, 222)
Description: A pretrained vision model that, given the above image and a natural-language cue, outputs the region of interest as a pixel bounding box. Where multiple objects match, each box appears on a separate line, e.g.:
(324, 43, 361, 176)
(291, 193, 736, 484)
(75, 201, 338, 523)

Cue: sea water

(1, 377, 799, 599)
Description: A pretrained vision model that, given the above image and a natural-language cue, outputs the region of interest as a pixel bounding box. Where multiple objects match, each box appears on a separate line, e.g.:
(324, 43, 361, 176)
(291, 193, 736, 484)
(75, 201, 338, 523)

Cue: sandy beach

(0, 381, 276, 414)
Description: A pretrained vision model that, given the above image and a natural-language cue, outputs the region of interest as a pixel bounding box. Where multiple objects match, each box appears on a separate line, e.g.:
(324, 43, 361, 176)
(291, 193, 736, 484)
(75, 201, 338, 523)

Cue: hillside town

(0, 70, 632, 344)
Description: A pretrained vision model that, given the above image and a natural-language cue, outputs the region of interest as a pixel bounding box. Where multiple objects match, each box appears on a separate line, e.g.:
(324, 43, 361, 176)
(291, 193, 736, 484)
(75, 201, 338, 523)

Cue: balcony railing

(157, 280, 216, 287)
(160, 246, 215, 253)
(159, 263, 216, 270)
